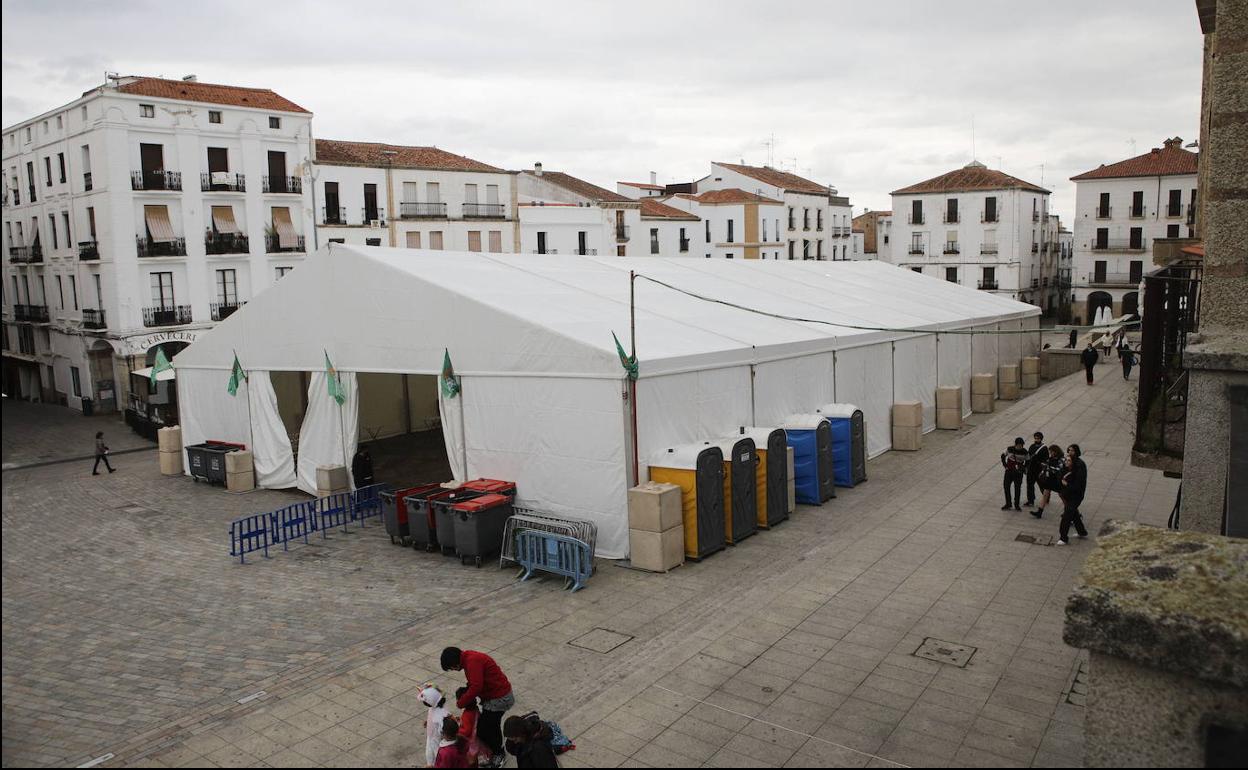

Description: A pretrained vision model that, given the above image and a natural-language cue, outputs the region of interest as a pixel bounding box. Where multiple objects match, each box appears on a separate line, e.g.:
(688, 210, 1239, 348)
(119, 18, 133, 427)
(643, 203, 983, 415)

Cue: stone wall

(1040, 347, 1085, 381)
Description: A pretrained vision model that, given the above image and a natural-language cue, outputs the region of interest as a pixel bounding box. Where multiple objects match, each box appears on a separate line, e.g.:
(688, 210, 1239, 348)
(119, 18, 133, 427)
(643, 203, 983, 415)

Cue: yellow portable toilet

(704, 437, 758, 545)
(739, 427, 789, 529)
(649, 444, 726, 560)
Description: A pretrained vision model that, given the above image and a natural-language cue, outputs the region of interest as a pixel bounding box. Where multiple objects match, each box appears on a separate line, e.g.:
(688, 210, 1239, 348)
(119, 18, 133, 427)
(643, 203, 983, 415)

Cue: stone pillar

(1063, 520, 1248, 767)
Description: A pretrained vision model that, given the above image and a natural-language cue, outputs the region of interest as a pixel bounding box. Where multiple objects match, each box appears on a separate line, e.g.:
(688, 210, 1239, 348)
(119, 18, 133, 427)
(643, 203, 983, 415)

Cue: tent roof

(175, 245, 1039, 379)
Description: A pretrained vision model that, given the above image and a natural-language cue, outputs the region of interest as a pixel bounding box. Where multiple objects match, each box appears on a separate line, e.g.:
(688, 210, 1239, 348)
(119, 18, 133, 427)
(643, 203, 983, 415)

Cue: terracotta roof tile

(891, 163, 1048, 195)
(639, 198, 700, 220)
(693, 188, 783, 205)
(714, 163, 830, 195)
(1070, 139, 1199, 181)
(113, 77, 310, 113)
(521, 171, 635, 203)
(315, 139, 502, 172)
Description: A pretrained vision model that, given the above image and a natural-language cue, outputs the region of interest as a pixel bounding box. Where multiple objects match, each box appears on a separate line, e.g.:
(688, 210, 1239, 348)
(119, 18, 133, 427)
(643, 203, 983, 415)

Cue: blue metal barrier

(350, 483, 390, 525)
(317, 491, 353, 537)
(272, 501, 315, 549)
(229, 512, 273, 563)
(515, 530, 592, 592)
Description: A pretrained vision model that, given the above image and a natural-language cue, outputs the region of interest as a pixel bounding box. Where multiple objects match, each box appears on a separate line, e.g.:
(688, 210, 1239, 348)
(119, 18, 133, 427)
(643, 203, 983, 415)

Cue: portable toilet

(738, 426, 789, 528)
(649, 444, 726, 560)
(705, 437, 758, 545)
(780, 414, 836, 504)
(817, 403, 868, 487)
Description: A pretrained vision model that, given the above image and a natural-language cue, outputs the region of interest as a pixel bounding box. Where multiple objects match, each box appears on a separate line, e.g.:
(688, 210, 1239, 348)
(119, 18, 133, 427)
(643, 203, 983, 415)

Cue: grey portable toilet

(740, 426, 788, 528)
(705, 437, 758, 545)
(649, 444, 726, 560)
(817, 403, 868, 487)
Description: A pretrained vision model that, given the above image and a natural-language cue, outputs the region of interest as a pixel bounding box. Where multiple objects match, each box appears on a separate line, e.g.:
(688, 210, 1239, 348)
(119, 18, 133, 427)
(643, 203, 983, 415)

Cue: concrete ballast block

(999, 364, 1020, 384)
(226, 469, 256, 493)
(316, 465, 349, 490)
(1021, 356, 1040, 374)
(1021, 372, 1040, 390)
(157, 426, 182, 453)
(891, 401, 923, 428)
(891, 424, 922, 451)
(971, 392, 995, 413)
(999, 381, 1021, 401)
(628, 482, 684, 532)
(159, 449, 183, 476)
(936, 407, 963, 430)
(224, 450, 253, 475)
(971, 373, 995, 395)
(629, 526, 685, 572)
(936, 386, 962, 410)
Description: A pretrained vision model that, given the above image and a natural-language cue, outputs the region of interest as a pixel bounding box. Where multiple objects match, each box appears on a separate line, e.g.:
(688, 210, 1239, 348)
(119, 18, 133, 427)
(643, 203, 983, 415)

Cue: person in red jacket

(442, 647, 515, 769)
(434, 716, 472, 769)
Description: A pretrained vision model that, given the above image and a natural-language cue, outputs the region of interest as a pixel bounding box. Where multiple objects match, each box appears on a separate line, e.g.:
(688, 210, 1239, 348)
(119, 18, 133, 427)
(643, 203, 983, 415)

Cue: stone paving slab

(1, 345, 1172, 768)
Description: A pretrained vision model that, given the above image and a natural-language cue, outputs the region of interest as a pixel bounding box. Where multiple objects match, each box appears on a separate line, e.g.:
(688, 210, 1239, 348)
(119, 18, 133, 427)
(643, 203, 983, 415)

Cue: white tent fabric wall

(177, 369, 296, 488)
(971, 325, 999, 384)
(936, 333, 974, 418)
(438, 382, 467, 482)
(893, 336, 938, 432)
(296, 371, 359, 495)
(752, 352, 837, 428)
(834, 343, 895, 458)
(637, 366, 754, 471)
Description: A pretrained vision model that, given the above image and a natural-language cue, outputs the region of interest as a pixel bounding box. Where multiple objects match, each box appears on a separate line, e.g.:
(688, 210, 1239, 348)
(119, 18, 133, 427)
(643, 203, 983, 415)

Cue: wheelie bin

(452, 493, 515, 567)
(384, 484, 440, 545)
(431, 488, 488, 556)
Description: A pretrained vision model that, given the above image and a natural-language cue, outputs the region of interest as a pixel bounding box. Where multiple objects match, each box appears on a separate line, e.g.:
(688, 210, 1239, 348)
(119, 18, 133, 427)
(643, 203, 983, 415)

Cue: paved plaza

(1, 350, 1177, 768)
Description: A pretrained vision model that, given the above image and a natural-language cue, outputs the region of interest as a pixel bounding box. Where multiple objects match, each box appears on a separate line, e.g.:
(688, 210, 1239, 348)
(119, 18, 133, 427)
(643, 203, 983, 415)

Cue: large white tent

(174, 244, 1040, 558)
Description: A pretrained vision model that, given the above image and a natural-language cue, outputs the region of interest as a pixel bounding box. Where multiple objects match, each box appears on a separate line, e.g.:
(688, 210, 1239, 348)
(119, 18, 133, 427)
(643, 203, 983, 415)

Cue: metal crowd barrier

(229, 512, 273, 563)
(515, 530, 592, 592)
(227, 484, 393, 562)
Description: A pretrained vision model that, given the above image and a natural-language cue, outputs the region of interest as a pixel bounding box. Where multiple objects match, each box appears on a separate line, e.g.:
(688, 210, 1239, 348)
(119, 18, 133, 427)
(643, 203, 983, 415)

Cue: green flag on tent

(324, 352, 346, 406)
(440, 349, 461, 398)
(150, 346, 173, 386)
(613, 332, 639, 381)
(227, 353, 247, 396)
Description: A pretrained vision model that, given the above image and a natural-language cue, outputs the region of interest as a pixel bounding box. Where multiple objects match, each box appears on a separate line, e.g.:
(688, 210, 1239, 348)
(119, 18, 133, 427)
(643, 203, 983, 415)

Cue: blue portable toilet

(780, 414, 836, 504)
(817, 403, 867, 487)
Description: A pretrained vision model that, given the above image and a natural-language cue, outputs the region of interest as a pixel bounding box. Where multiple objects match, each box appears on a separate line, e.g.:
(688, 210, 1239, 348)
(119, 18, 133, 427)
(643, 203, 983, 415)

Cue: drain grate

(1065, 657, 1089, 706)
(568, 628, 633, 654)
(914, 637, 977, 667)
(1016, 533, 1055, 546)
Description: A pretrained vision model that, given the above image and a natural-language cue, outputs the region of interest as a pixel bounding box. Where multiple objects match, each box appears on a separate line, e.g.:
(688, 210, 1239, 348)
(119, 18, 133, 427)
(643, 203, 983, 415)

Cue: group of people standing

(426, 647, 565, 768)
(1001, 432, 1089, 546)
(1078, 331, 1137, 386)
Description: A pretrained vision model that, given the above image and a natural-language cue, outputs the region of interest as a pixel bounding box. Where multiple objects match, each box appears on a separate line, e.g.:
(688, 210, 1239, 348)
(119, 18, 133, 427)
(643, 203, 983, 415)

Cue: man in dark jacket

(1081, 344, 1099, 385)
(1001, 438, 1028, 511)
(351, 446, 374, 487)
(504, 714, 560, 768)
(1055, 444, 1090, 545)
(1068, 328, 1078, 349)
(1024, 431, 1046, 507)
(1121, 346, 1136, 380)
(443, 647, 515, 768)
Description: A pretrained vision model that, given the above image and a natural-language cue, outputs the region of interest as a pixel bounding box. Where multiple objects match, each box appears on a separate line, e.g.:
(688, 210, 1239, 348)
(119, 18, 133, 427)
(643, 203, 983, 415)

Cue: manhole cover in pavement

(914, 638, 976, 667)
(568, 628, 633, 654)
(1016, 533, 1055, 546)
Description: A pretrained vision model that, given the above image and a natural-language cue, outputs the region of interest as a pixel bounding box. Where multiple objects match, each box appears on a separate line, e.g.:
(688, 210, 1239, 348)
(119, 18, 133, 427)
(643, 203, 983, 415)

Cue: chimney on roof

(1163, 137, 1183, 149)
(534, 162, 543, 177)
(650, 171, 657, 185)
(182, 74, 197, 82)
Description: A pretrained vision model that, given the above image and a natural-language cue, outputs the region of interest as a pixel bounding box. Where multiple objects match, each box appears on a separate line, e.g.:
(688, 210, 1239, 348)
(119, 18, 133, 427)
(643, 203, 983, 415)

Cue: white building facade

(660, 190, 786, 259)
(518, 165, 642, 256)
(889, 161, 1051, 306)
(1, 75, 313, 418)
(638, 198, 700, 256)
(312, 140, 517, 254)
(1069, 138, 1198, 323)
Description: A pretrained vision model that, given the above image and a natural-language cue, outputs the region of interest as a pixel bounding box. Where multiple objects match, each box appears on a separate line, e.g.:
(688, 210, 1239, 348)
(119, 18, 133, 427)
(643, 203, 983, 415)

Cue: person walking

(92, 431, 115, 475)
(1024, 431, 1046, 507)
(1068, 328, 1078, 349)
(1032, 443, 1066, 519)
(1121, 345, 1136, 380)
(1055, 444, 1090, 545)
(1001, 437, 1028, 511)
(442, 647, 514, 769)
(1081, 343, 1099, 385)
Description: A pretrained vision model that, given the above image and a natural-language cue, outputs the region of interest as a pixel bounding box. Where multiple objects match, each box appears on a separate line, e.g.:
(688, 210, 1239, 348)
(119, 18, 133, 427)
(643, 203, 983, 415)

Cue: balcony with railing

(322, 206, 347, 225)
(1032, 211, 1041, 222)
(361, 208, 386, 225)
(981, 244, 999, 255)
(201, 173, 246, 192)
(943, 242, 960, 254)
(262, 176, 302, 194)
(981, 211, 998, 223)
(204, 233, 250, 255)
(908, 243, 926, 255)
(78, 240, 99, 260)
(943, 213, 960, 224)
(1133, 262, 1201, 472)
(803, 217, 811, 231)
(571, 248, 597, 256)
(1129, 205, 1147, 219)
(1186, 204, 1196, 225)
(400, 201, 447, 219)
(1031, 278, 1040, 289)
(14, 304, 50, 323)
(82, 308, 106, 329)
(143, 305, 193, 328)
(9, 244, 43, 263)
(1032, 243, 1039, 253)
(83, 172, 93, 192)
(679, 238, 690, 252)
(978, 280, 999, 290)
(908, 213, 925, 225)
(1088, 272, 1143, 288)
(265, 235, 306, 253)
(1095, 206, 1112, 220)
(463, 203, 506, 219)
(136, 236, 187, 258)
(211, 301, 245, 321)
(131, 170, 182, 191)
(616, 225, 630, 242)
(1092, 238, 1146, 253)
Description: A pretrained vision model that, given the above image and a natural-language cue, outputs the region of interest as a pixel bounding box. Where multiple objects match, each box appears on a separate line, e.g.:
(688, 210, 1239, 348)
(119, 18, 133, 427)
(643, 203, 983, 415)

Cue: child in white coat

(421, 684, 451, 768)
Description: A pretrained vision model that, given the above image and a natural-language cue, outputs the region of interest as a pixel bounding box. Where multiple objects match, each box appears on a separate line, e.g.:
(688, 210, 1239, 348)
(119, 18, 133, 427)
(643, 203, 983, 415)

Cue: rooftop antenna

(995, 155, 1003, 169)
(1128, 137, 1137, 155)
(1039, 163, 1045, 185)
(787, 156, 798, 172)
(971, 114, 976, 161)
(763, 132, 776, 167)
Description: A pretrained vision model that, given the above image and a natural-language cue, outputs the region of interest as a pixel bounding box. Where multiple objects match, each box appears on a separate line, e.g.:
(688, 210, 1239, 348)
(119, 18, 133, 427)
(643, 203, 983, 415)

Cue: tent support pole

(459, 380, 468, 480)
(630, 270, 639, 484)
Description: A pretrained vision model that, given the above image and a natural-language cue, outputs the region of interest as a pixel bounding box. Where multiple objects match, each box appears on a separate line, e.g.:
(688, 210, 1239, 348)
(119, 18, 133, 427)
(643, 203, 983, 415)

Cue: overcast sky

(2, 0, 1202, 222)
